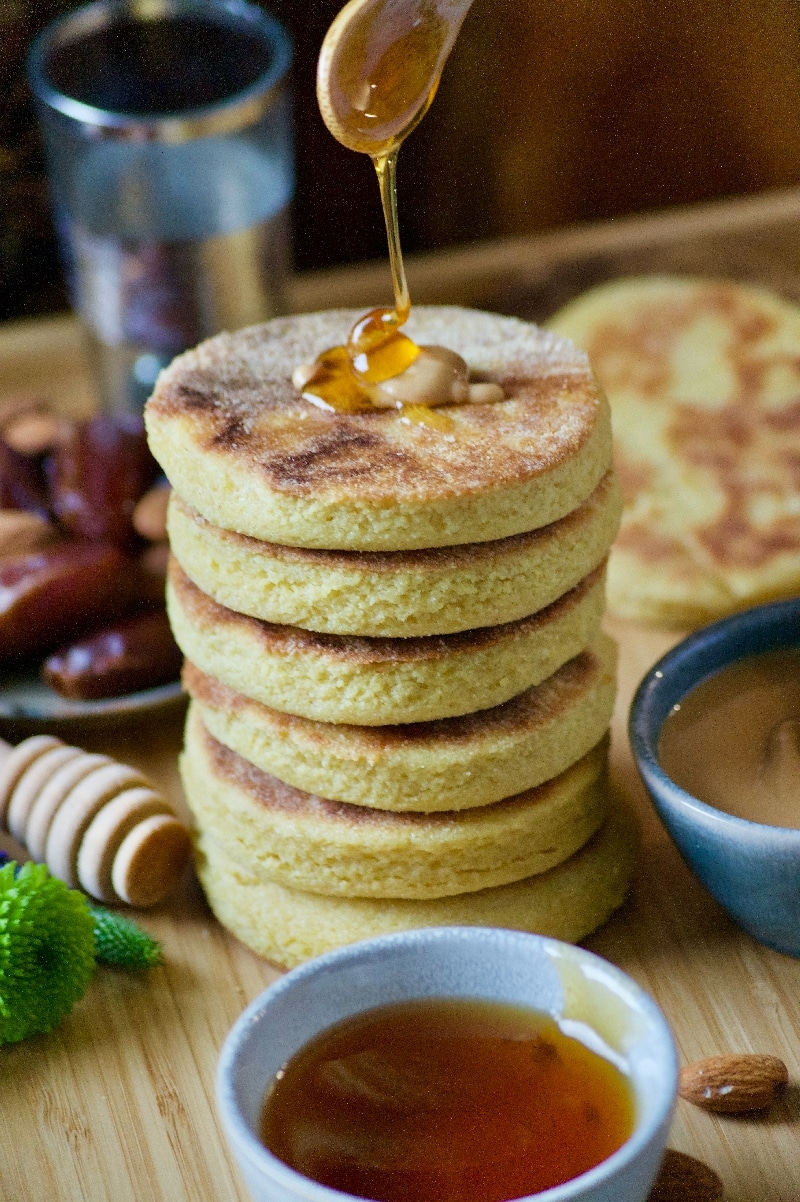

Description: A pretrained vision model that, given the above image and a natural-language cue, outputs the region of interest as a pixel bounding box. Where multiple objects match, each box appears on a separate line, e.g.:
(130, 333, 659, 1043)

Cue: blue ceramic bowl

(629, 595, 800, 956)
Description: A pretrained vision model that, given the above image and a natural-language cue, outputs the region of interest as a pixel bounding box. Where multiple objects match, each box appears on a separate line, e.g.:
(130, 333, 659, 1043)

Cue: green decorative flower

(89, 905, 163, 971)
(0, 856, 164, 1045)
(0, 861, 96, 1045)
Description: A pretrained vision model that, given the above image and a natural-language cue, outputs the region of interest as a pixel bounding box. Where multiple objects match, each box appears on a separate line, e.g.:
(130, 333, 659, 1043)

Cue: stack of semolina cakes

(145, 306, 636, 969)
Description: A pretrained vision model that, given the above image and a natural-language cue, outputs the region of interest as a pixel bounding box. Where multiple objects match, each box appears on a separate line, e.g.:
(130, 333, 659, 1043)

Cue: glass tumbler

(28, 0, 293, 412)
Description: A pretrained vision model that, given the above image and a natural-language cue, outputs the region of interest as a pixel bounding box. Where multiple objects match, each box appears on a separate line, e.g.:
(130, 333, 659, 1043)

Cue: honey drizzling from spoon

(301, 0, 476, 419)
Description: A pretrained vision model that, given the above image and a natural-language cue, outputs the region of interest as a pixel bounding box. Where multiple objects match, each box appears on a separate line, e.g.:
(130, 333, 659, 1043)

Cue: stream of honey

(306, 0, 475, 418)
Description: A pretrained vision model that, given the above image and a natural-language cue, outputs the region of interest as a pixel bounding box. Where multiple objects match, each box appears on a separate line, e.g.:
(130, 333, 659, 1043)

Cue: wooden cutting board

(4, 205, 800, 1199)
(4, 614, 800, 1202)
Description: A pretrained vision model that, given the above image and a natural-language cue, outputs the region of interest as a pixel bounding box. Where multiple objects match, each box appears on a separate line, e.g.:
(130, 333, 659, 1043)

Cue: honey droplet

(348, 309, 419, 382)
(400, 403, 454, 430)
(297, 345, 372, 412)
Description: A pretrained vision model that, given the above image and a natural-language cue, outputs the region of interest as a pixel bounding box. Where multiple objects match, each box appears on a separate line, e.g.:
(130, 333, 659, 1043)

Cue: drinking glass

(28, 0, 294, 412)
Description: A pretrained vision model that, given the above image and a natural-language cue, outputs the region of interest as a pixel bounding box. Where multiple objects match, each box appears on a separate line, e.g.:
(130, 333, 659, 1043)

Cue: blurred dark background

(4, 0, 800, 323)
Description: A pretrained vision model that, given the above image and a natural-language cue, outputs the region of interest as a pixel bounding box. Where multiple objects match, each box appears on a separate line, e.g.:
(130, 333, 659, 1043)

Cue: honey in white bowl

(259, 996, 635, 1202)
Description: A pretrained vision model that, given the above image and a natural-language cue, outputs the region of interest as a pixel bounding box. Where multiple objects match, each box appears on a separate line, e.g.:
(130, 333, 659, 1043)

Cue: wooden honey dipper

(0, 734, 191, 908)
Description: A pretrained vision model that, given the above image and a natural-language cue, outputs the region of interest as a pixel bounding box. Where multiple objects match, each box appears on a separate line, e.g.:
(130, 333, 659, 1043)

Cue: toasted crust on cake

(168, 560, 606, 724)
(167, 469, 621, 637)
(549, 275, 800, 626)
(145, 307, 612, 551)
(193, 801, 637, 968)
(182, 633, 617, 810)
(181, 706, 609, 899)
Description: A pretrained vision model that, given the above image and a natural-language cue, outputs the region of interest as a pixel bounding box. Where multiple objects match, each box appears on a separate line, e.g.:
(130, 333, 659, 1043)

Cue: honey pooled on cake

(145, 0, 634, 967)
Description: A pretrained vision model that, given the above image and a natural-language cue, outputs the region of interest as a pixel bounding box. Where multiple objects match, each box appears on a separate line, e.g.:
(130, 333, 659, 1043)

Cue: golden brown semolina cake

(193, 802, 638, 969)
(182, 632, 618, 811)
(145, 307, 612, 552)
(549, 275, 800, 626)
(181, 705, 610, 899)
(166, 469, 621, 637)
(169, 559, 607, 724)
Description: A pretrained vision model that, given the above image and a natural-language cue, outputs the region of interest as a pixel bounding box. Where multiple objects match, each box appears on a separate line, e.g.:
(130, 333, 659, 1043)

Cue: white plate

(0, 667, 184, 730)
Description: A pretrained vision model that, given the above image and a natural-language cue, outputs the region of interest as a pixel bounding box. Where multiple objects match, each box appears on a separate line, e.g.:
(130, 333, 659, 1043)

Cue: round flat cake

(549, 275, 800, 626)
(182, 633, 617, 811)
(181, 706, 609, 900)
(166, 470, 621, 637)
(168, 559, 607, 724)
(193, 802, 637, 969)
(145, 307, 612, 551)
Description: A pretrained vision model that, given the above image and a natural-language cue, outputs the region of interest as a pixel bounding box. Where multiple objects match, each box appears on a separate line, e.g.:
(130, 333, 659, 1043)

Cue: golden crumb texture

(181, 705, 611, 900)
(166, 470, 621, 637)
(169, 559, 607, 725)
(193, 801, 637, 969)
(181, 632, 618, 810)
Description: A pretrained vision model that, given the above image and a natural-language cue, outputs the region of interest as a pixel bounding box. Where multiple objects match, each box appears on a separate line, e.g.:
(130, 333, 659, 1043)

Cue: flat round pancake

(169, 559, 606, 724)
(182, 632, 617, 810)
(181, 705, 610, 899)
(549, 275, 800, 626)
(145, 307, 612, 551)
(193, 802, 637, 969)
(167, 469, 621, 637)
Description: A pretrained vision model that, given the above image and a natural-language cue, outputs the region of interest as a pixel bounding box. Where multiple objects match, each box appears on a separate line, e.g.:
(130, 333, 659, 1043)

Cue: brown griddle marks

(662, 291, 800, 571)
(585, 281, 777, 397)
(170, 377, 222, 413)
(589, 282, 800, 573)
(264, 426, 410, 487)
(613, 523, 699, 578)
(584, 298, 688, 399)
(668, 399, 800, 570)
(210, 414, 251, 450)
(156, 361, 286, 420)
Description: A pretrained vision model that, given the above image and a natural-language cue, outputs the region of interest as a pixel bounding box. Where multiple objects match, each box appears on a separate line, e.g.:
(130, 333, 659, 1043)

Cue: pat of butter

(292, 345, 504, 410)
(371, 345, 468, 407)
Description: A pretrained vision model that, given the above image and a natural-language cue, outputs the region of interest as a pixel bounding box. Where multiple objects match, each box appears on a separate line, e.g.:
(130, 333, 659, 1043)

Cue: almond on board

(133, 482, 170, 542)
(678, 1052, 789, 1113)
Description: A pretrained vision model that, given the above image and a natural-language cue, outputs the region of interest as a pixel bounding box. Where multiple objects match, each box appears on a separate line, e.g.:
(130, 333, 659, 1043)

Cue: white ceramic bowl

(217, 927, 677, 1202)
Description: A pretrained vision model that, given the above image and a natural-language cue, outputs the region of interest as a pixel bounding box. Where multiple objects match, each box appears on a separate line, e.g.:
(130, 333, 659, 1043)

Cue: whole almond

(678, 1052, 788, 1113)
(647, 1149, 723, 1201)
(0, 394, 51, 429)
(133, 482, 170, 542)
(0, 510, 58, 557)
(4, 412, 63, 456)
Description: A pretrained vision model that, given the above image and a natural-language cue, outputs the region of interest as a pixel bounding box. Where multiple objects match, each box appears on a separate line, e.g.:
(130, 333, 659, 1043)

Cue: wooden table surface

(4, 191, 800, 1202)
